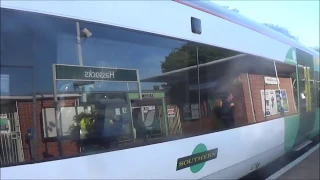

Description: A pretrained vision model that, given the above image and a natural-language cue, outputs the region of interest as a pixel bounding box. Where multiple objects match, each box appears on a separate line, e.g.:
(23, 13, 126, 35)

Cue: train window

(271, 61, 299, 118)
(195, 44, 299, 132)
(0, 12, 35, 67)
(0, 8, 202, 165)
(197, 44, 249, 131)
(1, 8, 316, 168)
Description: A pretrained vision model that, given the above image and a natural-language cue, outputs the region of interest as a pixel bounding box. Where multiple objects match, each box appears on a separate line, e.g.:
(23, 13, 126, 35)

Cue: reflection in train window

(1, 7, 313, 167)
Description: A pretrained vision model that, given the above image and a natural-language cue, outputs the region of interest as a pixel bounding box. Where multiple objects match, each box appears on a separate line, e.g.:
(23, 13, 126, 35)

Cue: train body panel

(200, 144, 285, 179)
(0, 0, 319, 179)
(1, 118, 285, 179)
(1, 0, 292, 62)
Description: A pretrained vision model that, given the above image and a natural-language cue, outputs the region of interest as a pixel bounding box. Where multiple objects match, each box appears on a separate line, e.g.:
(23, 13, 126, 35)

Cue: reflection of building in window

(2, 6, 318, 170)
(0, 74, 9, 95)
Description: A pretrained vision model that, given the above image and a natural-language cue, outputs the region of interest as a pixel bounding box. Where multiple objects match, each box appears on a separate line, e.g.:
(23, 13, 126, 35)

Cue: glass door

(131, 99, 167, 139)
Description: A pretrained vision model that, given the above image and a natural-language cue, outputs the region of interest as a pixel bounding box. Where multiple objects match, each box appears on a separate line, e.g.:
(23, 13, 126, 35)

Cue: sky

(212, 1, 320, 48)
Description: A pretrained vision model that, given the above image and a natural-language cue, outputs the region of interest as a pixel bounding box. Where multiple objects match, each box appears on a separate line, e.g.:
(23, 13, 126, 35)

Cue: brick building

(1, 73, 296, 163)
(17, 97, 79, 161)
(177, 73, 297, 135)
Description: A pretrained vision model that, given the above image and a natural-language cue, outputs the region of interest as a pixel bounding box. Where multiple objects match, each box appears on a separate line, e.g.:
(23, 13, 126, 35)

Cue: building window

(0, 74, 9, 96)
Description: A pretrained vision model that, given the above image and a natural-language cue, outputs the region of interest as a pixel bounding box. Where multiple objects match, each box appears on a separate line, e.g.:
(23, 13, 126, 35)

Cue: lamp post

(76, 22, 88, 112)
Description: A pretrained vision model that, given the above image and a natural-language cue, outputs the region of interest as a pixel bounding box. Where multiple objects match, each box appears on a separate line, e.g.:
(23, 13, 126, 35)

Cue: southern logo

(176, 143, 218, 173)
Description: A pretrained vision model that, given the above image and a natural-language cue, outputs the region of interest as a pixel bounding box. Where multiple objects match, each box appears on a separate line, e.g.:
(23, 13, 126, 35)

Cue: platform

(266, 144, 319, 180)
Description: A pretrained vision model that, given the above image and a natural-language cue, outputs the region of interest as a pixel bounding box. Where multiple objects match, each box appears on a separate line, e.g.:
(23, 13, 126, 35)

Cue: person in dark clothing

(213, 99, 223, 120)
(221, 93, 235, 129)
(132, 108, 147, 141)
(213, 99, 224, 130)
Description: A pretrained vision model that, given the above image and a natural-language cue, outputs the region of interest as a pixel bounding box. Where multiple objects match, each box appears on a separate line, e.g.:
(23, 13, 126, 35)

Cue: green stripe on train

(284, 48, 299, 152)
(284, 49, 319, 152)
(310, 56, 319, 138)
(309, 107, 320, 138)
(284, 114, 300, 152)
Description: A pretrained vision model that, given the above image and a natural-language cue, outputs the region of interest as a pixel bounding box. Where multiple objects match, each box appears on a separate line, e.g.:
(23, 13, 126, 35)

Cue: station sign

(142, 94, 155, 98)
(55, 64, 138, 82)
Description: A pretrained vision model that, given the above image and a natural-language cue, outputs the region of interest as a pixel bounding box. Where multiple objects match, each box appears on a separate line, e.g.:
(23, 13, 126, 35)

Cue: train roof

(1, 1, 318, 58)
(176, 0, 319, 57)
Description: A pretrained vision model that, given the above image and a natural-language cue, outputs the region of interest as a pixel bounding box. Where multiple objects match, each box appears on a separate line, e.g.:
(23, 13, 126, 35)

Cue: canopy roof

(141, 54, 296, 84)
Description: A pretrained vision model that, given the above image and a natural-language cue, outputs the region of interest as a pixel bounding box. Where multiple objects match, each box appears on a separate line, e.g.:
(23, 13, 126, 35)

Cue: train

(0, 0, 319, 179)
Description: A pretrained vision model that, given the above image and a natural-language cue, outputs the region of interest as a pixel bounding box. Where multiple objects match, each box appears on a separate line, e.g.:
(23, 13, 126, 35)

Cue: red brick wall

(239, 74, 255, 124)
(17, 99, 79, 161)
(180, 78, 249, 134)
(248, 74, 297, 122)
(180, 73, 298, 134)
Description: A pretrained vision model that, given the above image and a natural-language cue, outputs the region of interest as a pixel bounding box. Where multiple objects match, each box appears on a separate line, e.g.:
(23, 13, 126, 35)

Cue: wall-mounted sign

(55, 64, 138, 82)
(176, 143, 218, 173)
(167, 108, 176, 118)
(191, 104, 200, 119)
(143, 106, 155, 113)
(0, 114, 10, 133)
(264, 76, 280, 85)
(142, 94, 155, 98)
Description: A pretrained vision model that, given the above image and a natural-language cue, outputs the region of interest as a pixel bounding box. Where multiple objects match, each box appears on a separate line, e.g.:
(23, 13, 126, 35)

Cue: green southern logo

(176, 143, 218, 173)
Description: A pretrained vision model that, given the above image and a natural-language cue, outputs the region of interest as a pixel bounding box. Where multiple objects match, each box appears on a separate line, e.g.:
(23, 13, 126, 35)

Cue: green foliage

(69, 111, 99, 139)
(263, 23, 299, 41)
(161, 43, 239, 73)
(220, 5, 239, 13)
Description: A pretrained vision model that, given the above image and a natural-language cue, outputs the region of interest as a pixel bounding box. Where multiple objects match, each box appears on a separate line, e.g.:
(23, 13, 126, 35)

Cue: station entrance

(52, 64, 169, 155)
(128, 92, 168, 138)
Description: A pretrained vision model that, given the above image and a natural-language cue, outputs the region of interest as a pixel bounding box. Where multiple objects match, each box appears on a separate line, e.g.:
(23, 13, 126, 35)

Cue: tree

(220, 5, 239, 13)
(263, 23, 299, 41)
(161, 43, 239, 73)
(312, 47, 319, 52)
(219, 4, 298, 41)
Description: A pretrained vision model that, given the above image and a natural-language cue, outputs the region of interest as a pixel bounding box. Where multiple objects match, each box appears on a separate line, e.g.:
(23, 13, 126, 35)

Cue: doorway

(128, 92, 168, 140)
(0, 66, 35, 164)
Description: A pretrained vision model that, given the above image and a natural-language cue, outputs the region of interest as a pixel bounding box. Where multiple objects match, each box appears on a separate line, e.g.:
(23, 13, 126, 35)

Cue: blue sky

(212, 1, 320, 48)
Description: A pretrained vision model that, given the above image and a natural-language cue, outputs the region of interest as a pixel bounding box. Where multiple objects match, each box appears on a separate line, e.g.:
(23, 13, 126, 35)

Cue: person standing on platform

(221, 93, 235, 129)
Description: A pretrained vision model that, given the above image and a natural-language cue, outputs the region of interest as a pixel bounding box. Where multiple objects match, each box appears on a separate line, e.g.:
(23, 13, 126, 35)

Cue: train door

(295, 49, 316, 146)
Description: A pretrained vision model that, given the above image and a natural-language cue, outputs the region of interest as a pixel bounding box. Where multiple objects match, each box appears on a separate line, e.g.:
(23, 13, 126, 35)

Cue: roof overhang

(141, 54, 296, 84)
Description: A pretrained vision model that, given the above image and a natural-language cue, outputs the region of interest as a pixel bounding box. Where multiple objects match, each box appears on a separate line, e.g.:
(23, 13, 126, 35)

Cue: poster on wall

(191, 104, 200, 119)
(261, 89, 289, 116)
(275, 89, 289, 113)
(269, 90, 278, 115)
(261, 90, 271, 116)
(167, 108, 176, 118)
(275, 90, 283, 113)
(280, 89, 289, 112)
(182, 104, 192, 121)
(0, 114, 10, 133)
